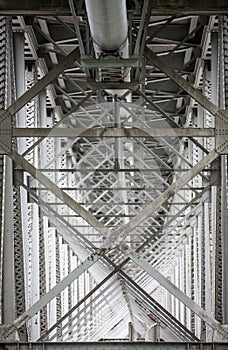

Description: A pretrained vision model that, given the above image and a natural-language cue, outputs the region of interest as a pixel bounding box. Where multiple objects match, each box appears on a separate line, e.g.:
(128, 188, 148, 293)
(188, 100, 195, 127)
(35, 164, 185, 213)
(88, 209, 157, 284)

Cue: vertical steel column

(204, 200, 213, 341)
(12, 30, 28, 341)
(180, 251, 185, 325)
(59, 239, 69, 340)
(13, 31, 26, 145)
(48, 227, 57, 340)
(55, 233, 62, 340)
(39, 213, 48, 335)
(201, 31, 218, 339)
(0, 16, 8, 323)
(2, 16, 15, 327)
(190, 233, 195, 333)
(25, 65, 40, 341)
(67, 246, 73, 339)
(38, 89, 48, 336)
(2, 157, 15, 324)
(193, 225, 200, 337)
(0, 156, 3, 318)
(114, 96, 129, 226)
(185, 237, 191, 330)
(196, 99, 206, 340)
(221, 154, 228, 323)
(198, 212, 205, 340)
(30, 203, 40, 340)
(174, 261, 179, 321)
(220, 17, 228, 324)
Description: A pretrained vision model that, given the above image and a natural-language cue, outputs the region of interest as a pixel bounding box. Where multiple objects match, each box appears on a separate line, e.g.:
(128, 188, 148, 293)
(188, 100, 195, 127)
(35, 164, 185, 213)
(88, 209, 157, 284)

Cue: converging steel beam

(120, 271, 199, 342)
(22, 91, 94, 158)
(40, 270, 119, 341)
(10, 253, 102, 331)
(12, 127, 215, 138)
(10, 150, 108, 236)
(1, 47, 80, 148)
(128, 251, 226, 335)
(34, 185, 214, 341)
(11, 148, 218, 251)
(39, 272, 118, 340)
(144, 46, 227, 122)
(102, 149, 219, 248)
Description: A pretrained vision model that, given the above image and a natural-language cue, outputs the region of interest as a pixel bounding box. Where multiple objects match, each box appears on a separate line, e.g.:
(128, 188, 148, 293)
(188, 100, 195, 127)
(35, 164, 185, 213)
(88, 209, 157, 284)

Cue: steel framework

(0, 0, 228, 344)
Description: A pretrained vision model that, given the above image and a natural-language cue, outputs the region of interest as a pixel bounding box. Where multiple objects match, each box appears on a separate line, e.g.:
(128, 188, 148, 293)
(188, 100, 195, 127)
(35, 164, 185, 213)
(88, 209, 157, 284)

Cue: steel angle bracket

(215, 109, 228, 154)
(0, 110, 11, 154)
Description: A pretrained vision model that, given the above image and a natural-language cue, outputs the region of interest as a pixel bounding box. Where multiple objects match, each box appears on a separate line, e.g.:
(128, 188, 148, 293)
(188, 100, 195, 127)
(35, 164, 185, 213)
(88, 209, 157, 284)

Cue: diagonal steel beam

(22, 183, 96, 253)
(135, 89, 209, 155)
(3, 47, 80, 120)
(128, 250, 223, 332)
(121, 271, 199, 342)
(10, 150, 108, 236)
(10, 134, 218, 273)
(22, 91, 94, 157)
(37, 184, 215, 341)
(59, 280, 125, 341)
(9, 252, 102, 331)
(102, 149, 219, 248)
(144, 46, 226, 119)
(38, 269, 117, 340)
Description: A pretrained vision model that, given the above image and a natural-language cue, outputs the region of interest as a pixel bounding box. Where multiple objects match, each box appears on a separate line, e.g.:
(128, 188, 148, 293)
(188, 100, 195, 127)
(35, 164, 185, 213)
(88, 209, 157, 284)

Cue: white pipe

(85, 0, 128, 54)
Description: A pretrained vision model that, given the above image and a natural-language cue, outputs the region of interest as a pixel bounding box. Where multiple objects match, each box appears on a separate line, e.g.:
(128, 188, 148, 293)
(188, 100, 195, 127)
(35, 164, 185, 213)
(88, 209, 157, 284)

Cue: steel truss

(0, 3, 228, 344)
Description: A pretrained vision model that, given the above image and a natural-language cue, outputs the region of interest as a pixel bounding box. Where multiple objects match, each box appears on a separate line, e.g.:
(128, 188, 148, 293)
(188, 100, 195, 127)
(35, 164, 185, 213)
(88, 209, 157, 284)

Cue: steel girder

(0, 1, 228, 15)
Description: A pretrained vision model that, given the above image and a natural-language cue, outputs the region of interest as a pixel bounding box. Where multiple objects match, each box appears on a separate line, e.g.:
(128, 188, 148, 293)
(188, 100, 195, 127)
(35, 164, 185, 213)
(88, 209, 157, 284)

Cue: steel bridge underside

(0, 0, 228, 344)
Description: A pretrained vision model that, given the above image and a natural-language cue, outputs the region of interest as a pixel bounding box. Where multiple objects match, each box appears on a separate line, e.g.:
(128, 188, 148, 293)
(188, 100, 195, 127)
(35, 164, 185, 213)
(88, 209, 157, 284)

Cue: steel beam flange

(210, 158, 221, 186)
(215, 110, 228, 154)
(214, 324, 228, 342)
(0, 324, 18, 341)
(0, 110, 11, 154)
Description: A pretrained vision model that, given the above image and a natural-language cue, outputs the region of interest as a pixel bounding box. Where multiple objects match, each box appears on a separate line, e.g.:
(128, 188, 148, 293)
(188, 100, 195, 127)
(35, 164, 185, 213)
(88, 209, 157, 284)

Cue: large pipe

(85, 0, 128, 55)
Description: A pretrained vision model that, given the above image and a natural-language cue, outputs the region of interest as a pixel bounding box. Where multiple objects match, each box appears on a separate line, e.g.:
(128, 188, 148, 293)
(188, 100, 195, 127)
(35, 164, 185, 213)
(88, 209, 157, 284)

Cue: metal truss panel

(0, 111, 11, 154)
(0, 16, 11, 154)
(215, 116, 228, 154)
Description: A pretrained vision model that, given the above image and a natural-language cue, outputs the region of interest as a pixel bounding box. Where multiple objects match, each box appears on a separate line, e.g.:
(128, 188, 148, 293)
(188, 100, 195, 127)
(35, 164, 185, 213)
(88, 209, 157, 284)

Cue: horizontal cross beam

(81, 56, 139, 68)
(36, 169, 210, 174)
(12, 127, 215, 138)
(0, 1, 228, 15)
